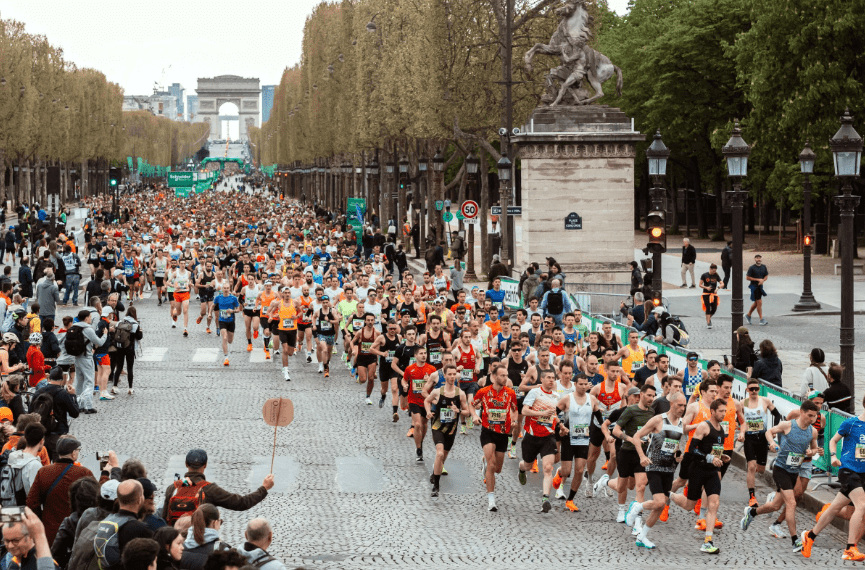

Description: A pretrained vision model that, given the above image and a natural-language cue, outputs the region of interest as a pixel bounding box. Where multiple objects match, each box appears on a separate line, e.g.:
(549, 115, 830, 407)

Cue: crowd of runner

(0, 173, 860, 568)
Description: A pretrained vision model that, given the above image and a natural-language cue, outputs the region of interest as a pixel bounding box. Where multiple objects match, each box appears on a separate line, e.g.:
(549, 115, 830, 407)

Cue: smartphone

(96, 452, 109, 462)
(0, 507, 24, 523)
(722, 355, 729, 366)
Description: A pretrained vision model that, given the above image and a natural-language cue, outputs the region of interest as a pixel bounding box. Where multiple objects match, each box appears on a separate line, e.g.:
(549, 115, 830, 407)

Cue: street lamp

(417, 156, 428, 259)
(432, 149, 445, 250)
(829, 108, 862, 398)
(496, 154, 512, 265)
(464, 152, 480, 281)
(398, 155, 409, 227)
(793, 141, 821, 312)
(721, 121, 750, 356)
(645, 129, 670, 303)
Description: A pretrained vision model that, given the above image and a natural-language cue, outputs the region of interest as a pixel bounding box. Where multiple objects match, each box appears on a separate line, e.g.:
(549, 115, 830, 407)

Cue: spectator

(30, 367, 80, 460)
(110, 306, 143, 396)
(521, 266, 540, 305)
(74, 478, 118, 542)
(680, 237, 696, 288)
(180, 505, 229, 570)
(2, 413, 48, 465)
(160, 449, 273, 525)
(70, 309, 108, 415)
(798, 347, 828, 396)
(629, 261, 643, 296)
(39, 319, 60, 368)
(201, 549, 247, 570)
(18, 259, 33, 300)
(84, 270, 104, 308)
(238, 518, 288, 570)
(60, 245, 82, 307)
(822, 362, 852, 413)
(0, 377, 25, 422)
(750, 338, 783, 387)
(34, 271, 59, 323)
(120, 538, 160, 570)
(720, 241, 732, 289)
(152, 527, 183, 570)
(25, 334, 50, 389)
(26, 436, 95, 545)
(138, 478, 167, 532)
(4, 507, 59, 570)
(546, 257, 566, 284)
(540, 278, 572, 327)
(628, 304, 660, 336)
(487, 255, 509, 287)
(729, 326, 756, 378)
(7, 423, 46, 500)
(50, 477, 99, 568)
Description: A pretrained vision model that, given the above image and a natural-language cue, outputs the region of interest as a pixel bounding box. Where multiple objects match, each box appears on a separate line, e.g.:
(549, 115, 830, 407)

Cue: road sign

(443, 212, 454, 223)
(435, 200, 444, 211)
(460, 200, 479, 219)
(491, 206, 522, 216)
(455, 211, 465, 220)
(564, 212, 583, 230)
(463, 217, 479, 225)
(167, 172, 194, 188)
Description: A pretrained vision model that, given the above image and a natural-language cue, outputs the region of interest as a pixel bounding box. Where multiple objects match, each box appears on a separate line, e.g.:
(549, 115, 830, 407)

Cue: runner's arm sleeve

(770, 407, 782, 425)
(592, 410, 603, 426)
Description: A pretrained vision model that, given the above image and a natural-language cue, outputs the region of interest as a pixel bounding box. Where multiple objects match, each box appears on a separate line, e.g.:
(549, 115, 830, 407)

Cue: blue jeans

(63, 273, 80, 304)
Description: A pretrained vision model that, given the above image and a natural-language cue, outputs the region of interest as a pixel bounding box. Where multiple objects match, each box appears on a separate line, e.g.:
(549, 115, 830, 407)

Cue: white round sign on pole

(461, 200, 479, 219)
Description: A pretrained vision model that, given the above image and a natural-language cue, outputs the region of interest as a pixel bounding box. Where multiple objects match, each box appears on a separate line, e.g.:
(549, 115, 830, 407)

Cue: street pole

(465, 173, 479, 282)
(728, 184, 746, 355)
(793, 178, 820, 311)
(500, 0, 513, 268)
(649, 184, 665, 297)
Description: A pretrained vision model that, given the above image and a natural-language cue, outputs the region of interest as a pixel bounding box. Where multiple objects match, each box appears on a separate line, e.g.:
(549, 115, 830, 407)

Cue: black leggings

(110, 350, 136, 388)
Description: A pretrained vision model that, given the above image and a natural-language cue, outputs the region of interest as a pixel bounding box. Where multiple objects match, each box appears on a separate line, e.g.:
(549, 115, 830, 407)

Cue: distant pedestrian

(629, 261, 643, 296)
(720, 241, 732, 289)
(680, 238, 696, 288)
(798, 348, 828, 396)
(745, 254, 769, 326)
(699, 264, 721, 329)
(822, 362, 852, 413)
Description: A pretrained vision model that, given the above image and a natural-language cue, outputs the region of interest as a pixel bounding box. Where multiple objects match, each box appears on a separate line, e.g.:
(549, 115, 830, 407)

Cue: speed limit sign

(460, 200, 479, 220)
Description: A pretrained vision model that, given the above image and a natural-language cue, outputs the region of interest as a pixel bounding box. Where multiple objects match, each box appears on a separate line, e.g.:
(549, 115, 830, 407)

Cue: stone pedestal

(513, 105, 644, 284)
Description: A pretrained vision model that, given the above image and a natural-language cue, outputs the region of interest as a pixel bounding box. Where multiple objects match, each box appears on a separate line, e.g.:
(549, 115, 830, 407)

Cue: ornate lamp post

(367, 158, 379, 228)
(829, 109, 862, 397)
(645, 129, 670, 300)
(398, 154, 409, 230)
(385, 159, 395, 228)
(721, 121, 750, 356)
(496, 155, 512, 265)
(793, 141, 821, 311)
(417, 155, 428, 258)
(432, 149, 445, 251)
(465, 152, 480, 281)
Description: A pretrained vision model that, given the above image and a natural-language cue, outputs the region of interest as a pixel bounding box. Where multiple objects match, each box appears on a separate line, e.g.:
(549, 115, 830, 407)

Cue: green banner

(346, 197, 366, 241)
(127, 157, 133, 172)
(167, 172, 194, 188)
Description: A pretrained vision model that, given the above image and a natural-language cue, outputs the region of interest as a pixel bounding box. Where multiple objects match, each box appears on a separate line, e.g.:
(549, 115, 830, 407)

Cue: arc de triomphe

(194, 75, 260, 140)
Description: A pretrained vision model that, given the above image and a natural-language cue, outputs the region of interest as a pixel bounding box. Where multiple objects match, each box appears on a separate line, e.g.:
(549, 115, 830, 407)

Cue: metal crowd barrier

(564, 283, 631, 321)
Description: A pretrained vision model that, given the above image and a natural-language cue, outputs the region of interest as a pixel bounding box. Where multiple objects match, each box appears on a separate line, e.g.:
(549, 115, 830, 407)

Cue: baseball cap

(56, 436, 82, 456)
(100, 480, 120, 500)
(563, 339, 577, 347)
(736, 326, 749, 335)
(806, 390, 823, 401)
(185, 448, 208, 468)
(652, 306, 666, 315)
(0, 408, 12, 423)
(101, 306, 114, 318)
(137, 477, 157, 500)
(626, 387, 641, 397)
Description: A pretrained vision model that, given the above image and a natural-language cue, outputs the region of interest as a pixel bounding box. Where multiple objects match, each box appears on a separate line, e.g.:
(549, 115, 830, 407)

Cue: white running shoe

(488, 495, 497, 512)
(110, 387, 119, 395)
(283, 368, 291, 381)
(555, 486, 566, 500)
(616, 507, 626, 523)
(128, 389, 134, 395)
(318, 363, 324, 373)
(585, 472, 594, 498)
(636, 536, 656, 550)
(593, 474, 610, 498)
(631, 516, 643, 536)
(768, 522, 786, 538)
(626, 501, 643, 527)
(366, 397, 373, 405)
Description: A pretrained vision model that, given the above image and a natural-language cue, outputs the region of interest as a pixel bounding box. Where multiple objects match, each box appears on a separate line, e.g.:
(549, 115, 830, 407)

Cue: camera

(0, 507, 24, 523)
(96, 452, 109, 462)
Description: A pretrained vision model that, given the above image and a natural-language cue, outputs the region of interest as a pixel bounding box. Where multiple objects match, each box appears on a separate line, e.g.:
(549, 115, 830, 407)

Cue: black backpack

(547, 290, 564, 315)
(29, 388, 59, 433)
(64, 325, 88, 357)
(113, 322, 133, 350)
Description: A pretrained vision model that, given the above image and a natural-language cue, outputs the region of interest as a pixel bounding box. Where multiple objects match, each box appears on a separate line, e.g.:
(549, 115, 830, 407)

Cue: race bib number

(429, 351, 442, 364)
(711, 444, 724, 459)
(245, 299, 256, 309)
(282, 319, 294, 329)
(571, 424, 589, 438)
(786, 453, 804, 467)
(855, 444, 865, 460)
(440, 408, 456, 423)
(219, 309, 232, 319)
(352, 319, 363, 330)
(460, 368, 473, 382)
(155, 269, 165, 277)
(488, 408, 507, 425)
(412, 378, 426, 393)
(178, 279, 188, 289)
(125, 267, 134, 276)
(632, 359, 643, 371)
(361, 342, 373, 353)
(746, 419, 764, 433)
(720, 421, 730, 436)
(89, 252, 98, 260)
(661, 438, 678, 454)
(537, 414, 554, 427)
(320, 321, 332, 331)
(492, 301, 503, 310)
(386, 350, 395, 363)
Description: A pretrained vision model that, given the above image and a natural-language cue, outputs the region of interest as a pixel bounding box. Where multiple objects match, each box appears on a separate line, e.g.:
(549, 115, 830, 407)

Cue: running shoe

(768, 523, 786, 538)
(518, 470, 527, 486)
(552, 469, 563, 490)
(584, 473, 594, 498)
(659, 504, 669, 522)
(766, 492, 776, 505)
(365, 397, 373, 406)
(616, 507, 626, 523)
(801, 530, 813, 558)
(206, 328, 212, 334)
(565, 500, 580, 512)
(714, 519, 723, 529)
(407, 427, 414, 438)
(318, 363, 324, 373)
(246, 344, 253, 352)
(625, 501, 642, 527)
(531, 459, 538, 473)
(740, 506, 755, 531)
(224, 358, 229, 366)
(792, 538, 803, 553)
(748, 495, 758, 508)
(128, 389, 134, 395)
(541, 497, 551, 513)
(392, 412, 399, 422)
(695, 519, 707, 531)
(283, 368, 291, 381)
(694, 498, 701, 514)
(196, 315, 203, 325)
(700, 541, 719, 554)
(378, 396, 385, 409)
(815, 503, 829, 523)
(636, 537, 656, 550)
(555, 486, 566, 500)
(601, 460, 609, 471)
(307, 353, 312, 363)
(99, 395, 114, 401)
(745, 314, 752, 325)
(110, 387, 119, 395)
(488, 496, 497, 512)
(416, 454, 424, 462)
(844, 546, 865, 561)
(760, 319, 768, 326)
(264, 350, 271, 360)
(431, 486, 439, 497)
(324, 369, 329, 378)
(631, 518, 642, 536)
(183, 329, 188, 337)
(593, 474, 609, 497)
(253, 330, 259, 339)
(508, 442, 516, 459)
(460, 425, 467, 435)
(466, 415, 473, 429)
(441, 467, 447, 476)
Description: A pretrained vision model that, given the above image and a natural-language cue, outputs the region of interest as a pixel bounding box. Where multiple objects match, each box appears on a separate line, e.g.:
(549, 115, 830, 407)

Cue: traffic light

(803, 234, 813, 248)
(652, 289, 663, 307)
(646, 210, 666, 253)
(109, 167, 121, 188)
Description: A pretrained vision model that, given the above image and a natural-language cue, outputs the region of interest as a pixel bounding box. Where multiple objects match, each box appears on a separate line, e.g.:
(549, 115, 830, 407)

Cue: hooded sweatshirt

(181, 528, 227, 570)
(8, 449, 43, 495)
(239, 542, 288, 570)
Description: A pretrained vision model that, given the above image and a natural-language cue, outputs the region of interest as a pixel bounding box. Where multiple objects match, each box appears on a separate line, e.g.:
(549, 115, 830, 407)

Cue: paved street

(58, 289, 848, 569)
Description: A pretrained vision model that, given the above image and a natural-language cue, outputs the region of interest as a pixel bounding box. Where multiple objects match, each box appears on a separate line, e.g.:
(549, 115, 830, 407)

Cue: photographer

(3, 507, 59, 570)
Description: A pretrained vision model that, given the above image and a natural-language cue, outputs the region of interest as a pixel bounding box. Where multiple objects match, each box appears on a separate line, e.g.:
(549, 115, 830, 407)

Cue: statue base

(513, 105, 644, 284)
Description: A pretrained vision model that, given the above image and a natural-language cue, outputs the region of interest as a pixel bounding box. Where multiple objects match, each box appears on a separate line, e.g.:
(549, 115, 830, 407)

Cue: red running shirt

(405, 363, 437, 406)
(475, 384, 517, 434)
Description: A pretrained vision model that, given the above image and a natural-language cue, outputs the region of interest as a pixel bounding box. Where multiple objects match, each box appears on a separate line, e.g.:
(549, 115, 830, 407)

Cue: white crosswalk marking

(139, 346, 168, 361)
(192, 347, 220, 362)
(249, 349, 270, 363)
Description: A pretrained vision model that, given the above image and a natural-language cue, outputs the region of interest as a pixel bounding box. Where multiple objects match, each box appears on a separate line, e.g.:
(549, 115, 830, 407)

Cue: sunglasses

(688, 357, 698, 361)
(748, 387, 760, 392)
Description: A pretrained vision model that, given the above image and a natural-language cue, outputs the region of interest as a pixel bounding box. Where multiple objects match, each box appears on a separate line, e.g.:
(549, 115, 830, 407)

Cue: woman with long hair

(180, 504, 229, 570)
(110, 306, 143, 396)
(799, 347, 828, 396)
(729, 326, 755, 378)
(153, 526, 184, 570)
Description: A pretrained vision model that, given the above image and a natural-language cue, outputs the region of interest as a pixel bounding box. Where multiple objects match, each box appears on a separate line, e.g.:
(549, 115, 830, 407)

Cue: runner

(553, 370, 601, 512)
(616, 330, 645, 383)
(268, 286, 300, 381)
(241, 276, 263, 352)
(350, 313, 379, 405)
(518, 349, 554, 472)
(168, 258, 192, 336)
(296, 285, 316, 362)
(741, 378, 777, 508)
(425, 364, 468, 497)
(699, 264, 721, 329)
(392, 325, 420, 425)
(452, 329, 481, 435)
(370, 320, 402, 409)
(255, 280, 277, 358)
(313, 295, 340, 377)
(740, 399, 821, 552)
(402, 346, 436, 462)
(588, 361, 626, 492)
(625, 391, 687, 549)
(505, 342, 529, 459)
(213, 282, 241, 366)
(470, 362, 518, 512)
(195, 259, 217, 335)
(151, 248, 169, 306)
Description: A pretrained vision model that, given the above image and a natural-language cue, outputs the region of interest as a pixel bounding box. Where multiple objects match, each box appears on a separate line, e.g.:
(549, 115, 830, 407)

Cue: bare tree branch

(513, 0, 557, 32)
(453, 115, 502, 161)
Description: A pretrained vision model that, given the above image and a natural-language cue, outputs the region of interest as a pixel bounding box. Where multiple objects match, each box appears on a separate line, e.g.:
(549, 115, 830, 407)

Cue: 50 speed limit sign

(460, 200, 479, 220)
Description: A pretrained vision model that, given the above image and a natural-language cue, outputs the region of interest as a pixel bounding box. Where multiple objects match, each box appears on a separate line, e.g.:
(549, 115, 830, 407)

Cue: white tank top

(743, 400, 768, 434)
(568, 393, 593, 445)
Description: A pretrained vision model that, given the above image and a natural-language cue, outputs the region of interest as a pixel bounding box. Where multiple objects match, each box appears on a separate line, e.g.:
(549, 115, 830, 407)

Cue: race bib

(488, 408, 507, 425)
(282, 318, 294, 329)
(245, 299, 256, 309)
(386, 350, 395, 363)
(460, 368, 473, 382)
(720, 421, 730, 436)
(661, 438, 678, 454)
(711, 444, 724, 459)
(856, 444, 865, 460)
(786, 453, 804, 467)
(125, 267, 134, 276)
(631, 359, 643, 371)
(537, 414, 554, 427)
(571, 423, 589, 438)
(408, 357, 417, 367)
(361, 342, 373, 353)
(219, 309, 232, 319)
(429, 351, 442, 364)
(440, 408, 456, 423)
(746, 419, 764, 433)
(178, 279, 188, 289)
(352, 319, 363, 330)
(412, 378, 425, 393)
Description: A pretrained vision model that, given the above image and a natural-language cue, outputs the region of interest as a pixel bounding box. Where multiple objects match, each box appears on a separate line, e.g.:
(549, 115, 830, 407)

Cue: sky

(2, 0, 631, 121)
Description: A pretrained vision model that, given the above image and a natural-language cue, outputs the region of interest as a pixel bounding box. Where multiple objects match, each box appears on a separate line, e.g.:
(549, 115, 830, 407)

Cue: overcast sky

(1, 0, 631, 99)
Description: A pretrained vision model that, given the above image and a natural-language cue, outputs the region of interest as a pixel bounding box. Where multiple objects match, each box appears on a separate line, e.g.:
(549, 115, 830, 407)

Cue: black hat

(185, 448, 208, 468)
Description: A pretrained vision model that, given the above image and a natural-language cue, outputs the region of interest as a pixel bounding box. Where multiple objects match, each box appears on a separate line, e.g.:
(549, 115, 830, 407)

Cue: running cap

(626, 387, 641, 397)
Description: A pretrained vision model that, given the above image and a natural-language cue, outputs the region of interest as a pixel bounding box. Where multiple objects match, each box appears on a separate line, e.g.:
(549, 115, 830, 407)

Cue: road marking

(249, 350, 270, 363)
(250, 456, 299, 493)
(336, 456, 386, 493)
(139, 347, 168, 362)
(192, 347, 220, 362)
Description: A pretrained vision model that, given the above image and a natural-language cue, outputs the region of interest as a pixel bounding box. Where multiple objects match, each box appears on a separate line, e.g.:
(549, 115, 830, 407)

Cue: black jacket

(752, 355, 783, 387)
(42, 331, 61, 359)
(681, 244, 697, 265)
(30, 382, 80, 435)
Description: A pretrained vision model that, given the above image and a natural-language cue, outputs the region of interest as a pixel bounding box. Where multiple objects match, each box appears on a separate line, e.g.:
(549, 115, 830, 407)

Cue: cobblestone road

(61, 291, 849, 569)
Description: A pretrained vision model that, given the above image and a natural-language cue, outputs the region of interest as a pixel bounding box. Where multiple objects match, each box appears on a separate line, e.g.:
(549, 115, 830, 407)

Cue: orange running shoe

(254, 330, 259, 339)
(407, 427, 414, 438)
(714, 519, 723, 529)
(531, 459, 539, 473)
(264, 350, 271, 360)
(843, 546, 865, 561)
(196, 315, 203, 325)
(552, 469, 563, 490)
(324, 370, 329, 378)
(223, 358, 229, 366)
(246, 344, 253, 352)
(815, 503, 830, 523)
(659, 505, 669, 522)
(206, 328, 212, 334)
(602, 460, 609, 471)
(694, 519, 706, 531)
(565, 500, 580, 512)
(801, 529, 814, 558)
(694, 498, 702, 514)
(748, 495, 758, 508)
(172, 314, 177, 322)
